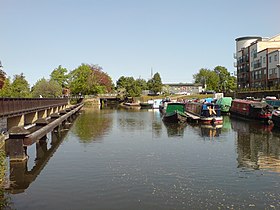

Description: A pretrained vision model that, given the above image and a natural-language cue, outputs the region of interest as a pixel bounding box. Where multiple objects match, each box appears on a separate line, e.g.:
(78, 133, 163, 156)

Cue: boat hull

(140, 103, 153, 109)
(272, 110, 280, 127)
(200, 116, 223, 125)
(162, 102, 187, 123)
(162, 111, 187, 123)
(230, 99, 272, 124)
(185, 101, 223, 125)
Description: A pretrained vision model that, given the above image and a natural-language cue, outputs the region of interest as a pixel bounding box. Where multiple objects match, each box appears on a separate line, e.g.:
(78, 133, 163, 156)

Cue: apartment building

(235, 34, 280, 89)
(268, 49, 280, 86)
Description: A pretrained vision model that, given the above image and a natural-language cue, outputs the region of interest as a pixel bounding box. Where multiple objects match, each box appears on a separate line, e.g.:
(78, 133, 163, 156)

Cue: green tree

(193, 68, 219, 91)
(116, 76, 142, 97)
(10, 73, 30, 98)
(31, 78, 62, 98)
(214, 66, 231, 92)
(227, 75, 237, 92)
(116, 76, 130, 89)
(0, 69, 6, 89)
(147, 72, 162, 94)
(50, 65, 69, 88)
(135, 78, 148, 90)
(69, 64, 92, 95)
(193, 66, 236, 92)
(0, 77, 12, 97)
(69, 64, 114, 96)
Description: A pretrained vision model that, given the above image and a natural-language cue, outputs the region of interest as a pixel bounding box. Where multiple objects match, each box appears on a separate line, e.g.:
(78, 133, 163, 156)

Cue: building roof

(163, 83, 202, 87)
(235, 36, 262, 42)
(267, 33, 280, 41)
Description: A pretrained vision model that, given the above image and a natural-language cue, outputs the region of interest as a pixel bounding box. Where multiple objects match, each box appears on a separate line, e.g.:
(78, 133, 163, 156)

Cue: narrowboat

(152, 99, 162, 109)
(265, 98, 280, 109)
(216, 97, 232, 114)
(184, 101, 223, 125)
(271, 109, 280, 128)
(162, 102, 188, 123)
(159, 98, 171, 114)
(140, 100, 154, 109)
(230, 99, 273, 124)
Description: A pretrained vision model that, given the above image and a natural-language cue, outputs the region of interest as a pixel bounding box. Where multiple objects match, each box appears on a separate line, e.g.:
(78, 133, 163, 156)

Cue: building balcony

(253, 62, 262, 69)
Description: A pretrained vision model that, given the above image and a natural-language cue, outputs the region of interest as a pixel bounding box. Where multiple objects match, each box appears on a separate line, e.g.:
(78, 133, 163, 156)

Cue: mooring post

(7, 126, 31, 161)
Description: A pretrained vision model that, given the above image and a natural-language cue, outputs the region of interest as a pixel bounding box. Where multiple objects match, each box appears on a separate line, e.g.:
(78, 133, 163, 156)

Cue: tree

(116, 76, 144, 97)
(214, 66, 231, 92)
(193, 68, 225, 92)
(0, 69, 6, 89)
(0, 77, 12, 97)
(69, 64, 114, 96)
(87, 64, 114, 94)
(147, 72, 162, 94)
(10, 73, 30, 98)
(69, 64, 92, 95)
(50, 65, 69, 88)
(135, 78, 148, 90)
(31, 78, 62, 98)
(227, 75, 237, 92)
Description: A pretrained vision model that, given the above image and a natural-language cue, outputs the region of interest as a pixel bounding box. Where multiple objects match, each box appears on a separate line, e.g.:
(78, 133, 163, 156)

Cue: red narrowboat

(230, 99, 272, 124)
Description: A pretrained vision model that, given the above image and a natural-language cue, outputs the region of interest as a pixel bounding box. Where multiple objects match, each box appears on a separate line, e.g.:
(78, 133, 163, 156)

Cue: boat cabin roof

(166, 102, 185, 113)
(233, 99, 269, 108)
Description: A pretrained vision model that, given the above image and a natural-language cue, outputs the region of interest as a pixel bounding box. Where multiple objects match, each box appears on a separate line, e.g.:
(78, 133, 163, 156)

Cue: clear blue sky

(1, 0, 279, 86)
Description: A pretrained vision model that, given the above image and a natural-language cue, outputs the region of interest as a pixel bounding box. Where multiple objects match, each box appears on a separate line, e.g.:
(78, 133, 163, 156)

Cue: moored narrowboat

(265, 98, 280, 109)
(185, 101, 223, 125)
(216, 97, 232, 114)
(162, 102, 188, 123)
(230, 99, 273, 124)
(140, 100, 154, 109)
(271, 109, 280, 127)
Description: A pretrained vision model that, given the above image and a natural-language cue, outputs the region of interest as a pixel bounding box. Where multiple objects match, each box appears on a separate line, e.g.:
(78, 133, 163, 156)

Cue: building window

(275, 54, 278, 61)
(269, 56, 272, 63)
(263, 57, 266, 63)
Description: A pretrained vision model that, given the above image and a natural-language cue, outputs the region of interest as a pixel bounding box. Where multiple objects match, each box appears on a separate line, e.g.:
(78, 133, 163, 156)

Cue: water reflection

(232, 118, 280, 172)
(221, 115, 232, 132)
(187, 123, 223, 139)
(4, 108, 280, 209)
(163, 122, 187, 137)
(73, 107, 113, 143)
(151, 110, 163, 138)
(117, 109, 162, 133)
(200, 124, 222, 137)
(5, 121, 74, 194)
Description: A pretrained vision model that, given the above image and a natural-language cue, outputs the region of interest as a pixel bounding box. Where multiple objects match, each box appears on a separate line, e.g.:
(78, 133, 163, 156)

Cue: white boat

(152, 99, 162, 109)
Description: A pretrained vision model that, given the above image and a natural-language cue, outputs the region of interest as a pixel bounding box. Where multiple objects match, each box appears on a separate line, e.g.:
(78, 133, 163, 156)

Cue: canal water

(2, 107, 280, 209)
